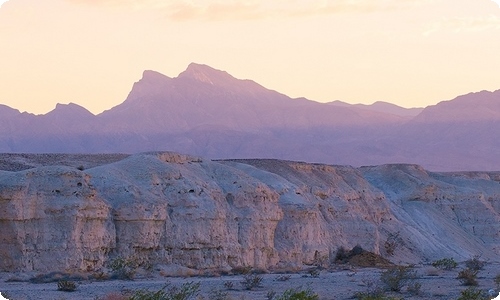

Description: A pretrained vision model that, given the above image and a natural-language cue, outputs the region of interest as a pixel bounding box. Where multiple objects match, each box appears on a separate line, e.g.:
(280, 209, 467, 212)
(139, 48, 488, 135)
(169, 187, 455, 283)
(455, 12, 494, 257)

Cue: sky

(0, 0, 499, 115)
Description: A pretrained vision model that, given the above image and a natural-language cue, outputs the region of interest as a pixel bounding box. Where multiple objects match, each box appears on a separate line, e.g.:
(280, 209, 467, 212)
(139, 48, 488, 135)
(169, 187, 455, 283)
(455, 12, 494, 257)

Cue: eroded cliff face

(0, 153, 499, 273)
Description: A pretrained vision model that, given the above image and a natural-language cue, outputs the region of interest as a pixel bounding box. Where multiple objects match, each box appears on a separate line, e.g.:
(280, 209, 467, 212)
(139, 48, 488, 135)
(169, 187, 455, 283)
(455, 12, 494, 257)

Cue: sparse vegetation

(57, 280, 77, 292)
(432, 258, 458, 270)
(406, 281, 422, 296)
(335, 245, 392, 268)
(128, 282, 200, 300)
(308, 268, 320, 278)
(457, 287, 488, 300)
(275, 274, 291, 281)
(268, 287, 319, 300)
(108, 256, 140, 280)
(240, 273, 263, 290)
(97, 292, 128, 300)
(207, 288, 230, 300)
(223, 281, 234, 290)
(380, 266, 417, 292)
(465, 256, 485, 271)
(354, 291, 401, 300)
(494, 273, 500, 289)
(457, 268, 479, 286)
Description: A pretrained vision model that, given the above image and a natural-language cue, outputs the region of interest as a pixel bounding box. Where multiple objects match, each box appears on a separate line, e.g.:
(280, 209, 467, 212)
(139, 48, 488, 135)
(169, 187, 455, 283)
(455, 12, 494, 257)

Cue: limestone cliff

(0, 153, 499, 273)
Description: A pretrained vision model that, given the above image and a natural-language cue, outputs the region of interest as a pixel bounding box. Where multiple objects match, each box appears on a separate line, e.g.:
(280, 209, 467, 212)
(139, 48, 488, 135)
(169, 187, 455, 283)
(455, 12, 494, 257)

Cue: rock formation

(0, 152, 499, 274)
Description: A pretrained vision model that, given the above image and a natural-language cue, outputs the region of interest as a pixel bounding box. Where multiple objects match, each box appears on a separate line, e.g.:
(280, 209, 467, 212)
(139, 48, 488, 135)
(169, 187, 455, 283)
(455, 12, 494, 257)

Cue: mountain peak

(48, 103, 94, 117)
(177, 63, 236, 85)
(141, 70, 172, 83)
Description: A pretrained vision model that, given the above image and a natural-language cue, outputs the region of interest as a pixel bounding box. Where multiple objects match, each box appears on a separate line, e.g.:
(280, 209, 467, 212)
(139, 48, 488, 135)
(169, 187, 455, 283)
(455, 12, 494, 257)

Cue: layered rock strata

(0, 152, 499, 273)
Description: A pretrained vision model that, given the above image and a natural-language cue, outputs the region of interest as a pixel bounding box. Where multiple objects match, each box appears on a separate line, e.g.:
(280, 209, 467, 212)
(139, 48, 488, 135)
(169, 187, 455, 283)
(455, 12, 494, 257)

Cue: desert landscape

(0, 152, 499, 299)
(1, 1, 500, 299)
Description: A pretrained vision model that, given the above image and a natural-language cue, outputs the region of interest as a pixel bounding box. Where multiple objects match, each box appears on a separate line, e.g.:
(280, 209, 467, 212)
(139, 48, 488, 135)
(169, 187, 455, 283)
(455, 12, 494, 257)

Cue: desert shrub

(308, 268, 320, 278)
(128, 282, 200, 300)
(269, 287, 319, 300)
(457, 268, 479, 286)
(92, 271, 110, 281)
(457, 287, 488, 300)
(267, 291, 277, 300)
(432, 258, 458, 270)
(466, 256, 485, 271)
(57, 280, 77, 292)
(380, 266, 417, 292)
(207, 288, 230, 300)
(240, 273, 263, 290)
(275, 274, 291, 281)
(97, 292, 128, 300)
(354, 291, 401, 300)
(223, 281, 234, 290)
(335, 245, 363, 263)
(109, 257, 140, 280)
(335, 246, 349, 262)
(495, 273, 500, 289)
(406, 282, 421, 295)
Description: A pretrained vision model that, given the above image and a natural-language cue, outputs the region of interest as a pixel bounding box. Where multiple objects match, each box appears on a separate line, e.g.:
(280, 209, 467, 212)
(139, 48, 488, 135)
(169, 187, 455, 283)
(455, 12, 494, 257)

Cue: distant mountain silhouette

(0, 63, 499, 171)
(329, 100, 423, 118)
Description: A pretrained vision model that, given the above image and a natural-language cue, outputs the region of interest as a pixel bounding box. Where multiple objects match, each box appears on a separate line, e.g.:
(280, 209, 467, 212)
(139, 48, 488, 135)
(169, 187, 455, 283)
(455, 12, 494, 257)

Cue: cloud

(166, 1, 263, 21)
(424, 15, 500, 35)
(492, 0, 500, 8)
(0, 0, 10, 8)
(64, 0, 434, 21)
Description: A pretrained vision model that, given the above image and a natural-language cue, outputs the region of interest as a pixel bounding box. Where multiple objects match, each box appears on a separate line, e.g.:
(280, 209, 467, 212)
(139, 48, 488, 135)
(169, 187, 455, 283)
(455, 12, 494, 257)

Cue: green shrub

(270, 287, 319, 300)
(240, 273, 263, 290)
(457, 287, 488, 300)
(207, 288, 230, 300)
(128, 282, 200, 300)
(57, 280, 77, 292)
(109, 256, 139, 280)
(432, 258, 458, 270)
(494, 273, 500, 289)
(380, 266, 417, 292)
(354, 291, 401, 300)
(457, 268, 479, 286)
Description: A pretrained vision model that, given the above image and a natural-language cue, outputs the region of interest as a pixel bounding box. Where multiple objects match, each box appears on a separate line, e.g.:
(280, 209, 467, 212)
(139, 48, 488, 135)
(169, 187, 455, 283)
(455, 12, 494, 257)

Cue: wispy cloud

(424, 15, 500, 35)
(65, 0, 434, 21)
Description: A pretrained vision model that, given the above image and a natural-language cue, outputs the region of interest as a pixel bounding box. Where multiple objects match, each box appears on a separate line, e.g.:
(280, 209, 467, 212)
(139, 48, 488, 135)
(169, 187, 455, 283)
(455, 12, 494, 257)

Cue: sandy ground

(1, 263, 499, 300)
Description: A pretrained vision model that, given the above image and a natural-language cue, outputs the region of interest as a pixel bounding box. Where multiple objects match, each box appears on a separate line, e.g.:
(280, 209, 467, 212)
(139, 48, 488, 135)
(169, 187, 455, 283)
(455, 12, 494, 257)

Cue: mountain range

(1, 63, 499, 171)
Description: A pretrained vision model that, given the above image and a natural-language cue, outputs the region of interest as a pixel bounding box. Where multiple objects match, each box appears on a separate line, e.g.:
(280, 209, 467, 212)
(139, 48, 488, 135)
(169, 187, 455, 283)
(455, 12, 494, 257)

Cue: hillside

(1, 152, 499, 274)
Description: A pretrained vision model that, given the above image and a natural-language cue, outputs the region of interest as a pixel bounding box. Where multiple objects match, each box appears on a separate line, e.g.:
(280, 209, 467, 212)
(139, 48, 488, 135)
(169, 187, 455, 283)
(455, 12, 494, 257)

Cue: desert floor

(1, 263, 499, 300)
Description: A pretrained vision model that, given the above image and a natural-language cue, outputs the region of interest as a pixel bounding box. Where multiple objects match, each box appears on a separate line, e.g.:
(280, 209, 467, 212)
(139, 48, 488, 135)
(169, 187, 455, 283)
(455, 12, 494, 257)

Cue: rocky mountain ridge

(1, 152, 499, 274)
(1, 63, 500, 171)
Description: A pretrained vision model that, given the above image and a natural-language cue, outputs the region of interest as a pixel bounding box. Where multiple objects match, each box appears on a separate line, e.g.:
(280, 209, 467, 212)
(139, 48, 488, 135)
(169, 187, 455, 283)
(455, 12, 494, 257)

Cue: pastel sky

(0, 0, 499, 114)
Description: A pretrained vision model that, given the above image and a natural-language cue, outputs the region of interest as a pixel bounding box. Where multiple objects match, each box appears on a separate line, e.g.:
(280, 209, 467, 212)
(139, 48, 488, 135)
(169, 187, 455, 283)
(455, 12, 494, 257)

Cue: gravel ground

(1, 264, 499, 300)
